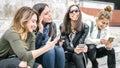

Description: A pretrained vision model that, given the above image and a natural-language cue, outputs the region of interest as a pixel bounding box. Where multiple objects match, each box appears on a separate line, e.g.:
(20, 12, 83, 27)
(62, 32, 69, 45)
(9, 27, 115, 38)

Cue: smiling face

(40, 6, 52, 23)
(69, 6, 80, 21)
(26, 14, 37, 32)
(96, 18, 109, 30)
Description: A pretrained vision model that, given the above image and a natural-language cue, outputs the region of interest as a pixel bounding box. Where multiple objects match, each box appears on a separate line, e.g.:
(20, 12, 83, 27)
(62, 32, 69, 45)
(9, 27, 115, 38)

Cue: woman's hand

(74, 45, 88, 54)
(45, 35, 60, 50)
(100, 38, 107, 44)
(74, 46, 82, 54)
(82, 45, 88, 53)
(58, 40, 64, 46)
(37, 64, 42, 68)
(38, 16, 43, 33)
(105, 41, 112, 49)
(18, 61, 27, 68)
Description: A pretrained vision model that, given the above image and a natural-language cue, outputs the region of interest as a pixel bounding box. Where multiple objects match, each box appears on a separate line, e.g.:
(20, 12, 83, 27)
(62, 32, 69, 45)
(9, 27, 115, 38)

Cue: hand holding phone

(78, 44, 85, 48)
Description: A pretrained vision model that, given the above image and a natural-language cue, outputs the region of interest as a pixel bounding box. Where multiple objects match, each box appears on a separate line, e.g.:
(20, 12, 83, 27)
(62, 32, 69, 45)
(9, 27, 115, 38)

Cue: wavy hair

(12, 6, 38, 48)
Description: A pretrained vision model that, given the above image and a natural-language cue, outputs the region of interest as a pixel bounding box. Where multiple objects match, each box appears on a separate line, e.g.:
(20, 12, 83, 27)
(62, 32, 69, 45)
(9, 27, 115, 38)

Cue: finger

(54, 36, 60, 43)
(47, 37, 51, 43)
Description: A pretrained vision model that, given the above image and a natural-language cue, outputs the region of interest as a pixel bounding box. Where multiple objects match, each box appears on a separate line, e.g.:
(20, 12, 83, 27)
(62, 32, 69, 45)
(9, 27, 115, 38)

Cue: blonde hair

(97, 6, 112, 21)
(12, 6, 38, 48)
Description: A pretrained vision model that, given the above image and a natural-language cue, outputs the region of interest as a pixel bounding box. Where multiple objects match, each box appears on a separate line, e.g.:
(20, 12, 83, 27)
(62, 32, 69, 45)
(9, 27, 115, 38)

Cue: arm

(85, 25, 110, 45)
(79, 23, 89, 44)
(5, 31, 33, 62)
(35, 31, 43, 49)
(32, 36, 60, 59)
(5, 30, 59, 62)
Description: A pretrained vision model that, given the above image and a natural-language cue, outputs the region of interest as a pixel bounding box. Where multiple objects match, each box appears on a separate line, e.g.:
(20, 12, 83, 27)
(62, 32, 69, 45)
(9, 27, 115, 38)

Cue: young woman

(0, 6, 59, 68)
(85, 6, 116, 68)
(33, 3, 65, 68)
(60, 4, 89, 68)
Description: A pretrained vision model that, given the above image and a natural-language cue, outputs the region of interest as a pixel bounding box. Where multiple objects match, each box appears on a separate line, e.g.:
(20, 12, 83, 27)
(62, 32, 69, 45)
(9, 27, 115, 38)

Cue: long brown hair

(33, 3, 54, 37)
(61, 4, 82, 35)
(12, 6, 38, 48)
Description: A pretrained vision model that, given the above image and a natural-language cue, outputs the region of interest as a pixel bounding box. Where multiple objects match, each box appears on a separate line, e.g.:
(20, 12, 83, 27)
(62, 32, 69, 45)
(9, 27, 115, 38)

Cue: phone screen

(78, 44, 85, 48)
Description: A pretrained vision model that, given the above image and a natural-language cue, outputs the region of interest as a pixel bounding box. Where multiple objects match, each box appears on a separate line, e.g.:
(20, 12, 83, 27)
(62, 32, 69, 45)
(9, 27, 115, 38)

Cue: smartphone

(78, 44, 85, 48)
(108, 37, 114, 43)
(59, 36, 65, 41)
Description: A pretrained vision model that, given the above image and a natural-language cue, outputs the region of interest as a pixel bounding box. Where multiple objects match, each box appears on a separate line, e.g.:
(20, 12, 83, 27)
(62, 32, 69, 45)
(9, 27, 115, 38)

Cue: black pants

(86, 44, 116, 68)
(0, 57, 39, 68)
(65, 52, 86, 68)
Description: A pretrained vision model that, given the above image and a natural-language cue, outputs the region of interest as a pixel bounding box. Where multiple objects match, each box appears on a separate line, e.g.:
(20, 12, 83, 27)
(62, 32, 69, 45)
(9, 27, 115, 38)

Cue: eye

(32, 20, 37, 23)
(44, 10, 50, 15)
(102, 22, 105, 24)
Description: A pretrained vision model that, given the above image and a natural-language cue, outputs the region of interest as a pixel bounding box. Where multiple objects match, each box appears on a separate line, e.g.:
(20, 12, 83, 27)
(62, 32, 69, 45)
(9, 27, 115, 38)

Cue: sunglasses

(69, 9, 80, 13)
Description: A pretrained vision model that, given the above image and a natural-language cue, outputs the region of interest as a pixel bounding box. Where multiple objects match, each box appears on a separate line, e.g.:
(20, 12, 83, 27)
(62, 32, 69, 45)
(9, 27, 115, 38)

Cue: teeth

(73, 15, 77, 17)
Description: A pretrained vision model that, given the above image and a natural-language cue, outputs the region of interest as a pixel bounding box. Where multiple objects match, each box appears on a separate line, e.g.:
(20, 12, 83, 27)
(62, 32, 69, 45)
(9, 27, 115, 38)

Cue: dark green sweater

(0, 28, 35, 67)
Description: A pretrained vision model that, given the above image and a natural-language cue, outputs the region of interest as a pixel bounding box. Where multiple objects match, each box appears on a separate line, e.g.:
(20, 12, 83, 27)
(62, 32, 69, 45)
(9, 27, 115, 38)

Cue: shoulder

(5, 28, 18, 36)
(3, 28, 19, 40)
(82, 23, 89, 29)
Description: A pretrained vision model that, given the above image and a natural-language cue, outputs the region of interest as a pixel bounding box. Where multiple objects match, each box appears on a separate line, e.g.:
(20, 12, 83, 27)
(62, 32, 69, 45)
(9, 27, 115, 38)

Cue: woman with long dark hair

(60, 4, 89, 68)
(33, 3, 65, 68)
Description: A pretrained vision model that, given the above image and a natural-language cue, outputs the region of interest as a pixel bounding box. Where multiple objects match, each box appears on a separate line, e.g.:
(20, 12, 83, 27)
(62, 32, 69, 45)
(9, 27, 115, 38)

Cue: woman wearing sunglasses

(60, 4, 89, 68)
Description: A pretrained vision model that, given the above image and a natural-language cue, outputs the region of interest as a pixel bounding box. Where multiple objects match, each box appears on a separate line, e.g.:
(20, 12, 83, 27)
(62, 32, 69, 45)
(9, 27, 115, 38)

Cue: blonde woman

(0, 6, 59, 68)
(85, 6, 116, 68)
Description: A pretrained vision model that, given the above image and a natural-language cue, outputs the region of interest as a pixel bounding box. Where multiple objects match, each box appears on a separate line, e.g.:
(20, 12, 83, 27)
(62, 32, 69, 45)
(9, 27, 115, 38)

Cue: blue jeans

(0, 57, 39, 68)
(36, 46, 65, 68)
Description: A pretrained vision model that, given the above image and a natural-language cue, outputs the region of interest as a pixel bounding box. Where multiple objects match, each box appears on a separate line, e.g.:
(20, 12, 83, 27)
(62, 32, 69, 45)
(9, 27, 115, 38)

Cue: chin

(47, 21, 52, 23)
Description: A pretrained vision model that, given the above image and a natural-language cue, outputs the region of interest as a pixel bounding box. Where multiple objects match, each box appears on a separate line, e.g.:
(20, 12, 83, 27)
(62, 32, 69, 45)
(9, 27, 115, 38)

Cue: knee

(55, 46, 64, 51)
(87, 44, 96, 52)
(7, 58, 20, 67)
(45, 49, 55, 56)
(87, 44, 96, 51)
(55, 46, 64, 54)
(72, 53, 83, 60)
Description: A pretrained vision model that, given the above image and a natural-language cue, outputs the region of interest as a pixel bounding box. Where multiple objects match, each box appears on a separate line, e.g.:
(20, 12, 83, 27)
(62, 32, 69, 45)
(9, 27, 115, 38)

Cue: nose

(48, 12, 51, 17)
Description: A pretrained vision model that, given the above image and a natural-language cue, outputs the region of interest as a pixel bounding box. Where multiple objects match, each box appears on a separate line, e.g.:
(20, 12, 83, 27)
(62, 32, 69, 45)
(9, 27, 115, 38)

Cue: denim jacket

(35, 22, 57, 49)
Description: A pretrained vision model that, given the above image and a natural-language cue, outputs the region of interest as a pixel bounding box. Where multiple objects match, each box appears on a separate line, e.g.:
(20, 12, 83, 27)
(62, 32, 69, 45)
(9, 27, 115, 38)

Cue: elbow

(21, 52, 33, 62)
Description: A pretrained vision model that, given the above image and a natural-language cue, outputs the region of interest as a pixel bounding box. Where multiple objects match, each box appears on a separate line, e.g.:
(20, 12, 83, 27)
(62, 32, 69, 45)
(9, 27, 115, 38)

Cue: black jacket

(60, 23, 89, 53)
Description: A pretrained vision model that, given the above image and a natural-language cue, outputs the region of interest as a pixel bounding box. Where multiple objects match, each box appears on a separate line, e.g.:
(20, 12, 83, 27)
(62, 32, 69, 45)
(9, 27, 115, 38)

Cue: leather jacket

(60, 23, 89, 53)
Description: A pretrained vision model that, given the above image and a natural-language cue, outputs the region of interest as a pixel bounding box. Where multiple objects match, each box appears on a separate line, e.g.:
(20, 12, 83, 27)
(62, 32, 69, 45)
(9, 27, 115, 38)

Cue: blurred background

(0, 0, 120, 68)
